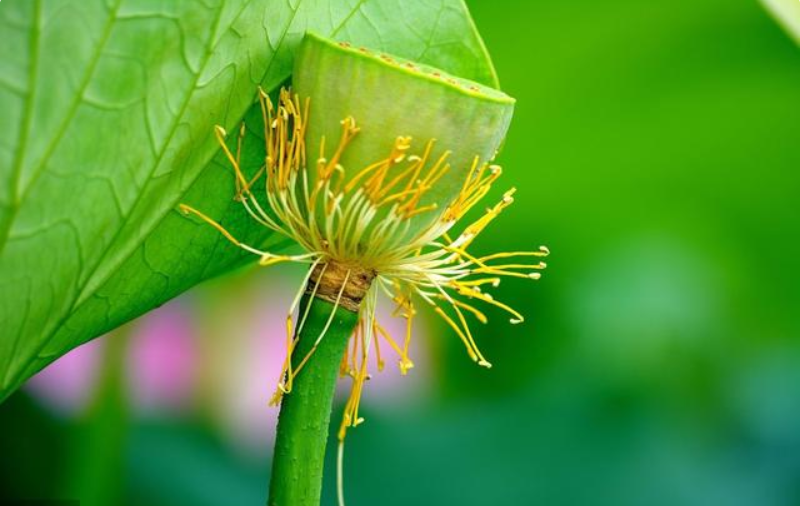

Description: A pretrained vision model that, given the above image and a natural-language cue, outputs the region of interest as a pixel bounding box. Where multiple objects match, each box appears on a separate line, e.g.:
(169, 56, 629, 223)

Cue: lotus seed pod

(292, 32, 515, 240)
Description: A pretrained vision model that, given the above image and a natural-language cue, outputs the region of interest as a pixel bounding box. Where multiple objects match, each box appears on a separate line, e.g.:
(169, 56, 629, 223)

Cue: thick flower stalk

(180, 32, 547, 506)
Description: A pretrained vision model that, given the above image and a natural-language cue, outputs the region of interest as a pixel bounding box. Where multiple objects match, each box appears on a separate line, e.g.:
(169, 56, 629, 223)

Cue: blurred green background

(2, 0, 800, 504)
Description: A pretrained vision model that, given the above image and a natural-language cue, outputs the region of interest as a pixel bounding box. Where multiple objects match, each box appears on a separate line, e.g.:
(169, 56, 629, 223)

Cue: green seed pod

(293, 32, 515, 241)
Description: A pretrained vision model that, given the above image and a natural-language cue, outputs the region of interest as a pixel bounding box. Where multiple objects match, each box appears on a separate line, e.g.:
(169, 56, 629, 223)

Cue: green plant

(1, 3, 550, 504)
(0, 0, 500, 401)
(181, 33, 547, 505)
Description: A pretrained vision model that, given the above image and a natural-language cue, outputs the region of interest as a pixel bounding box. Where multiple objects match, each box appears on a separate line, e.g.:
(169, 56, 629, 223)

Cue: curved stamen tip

(399, 359, 415, 375)
(214, 125, 227, 137)
(478, 359, 493, 368)
(539, 245, 550, 255)
(510, 317, 524, 324)
(528, 272, 542, 280)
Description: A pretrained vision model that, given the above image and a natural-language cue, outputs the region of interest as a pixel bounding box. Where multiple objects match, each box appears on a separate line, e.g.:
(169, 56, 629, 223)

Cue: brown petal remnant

(308, 261, 376, 312)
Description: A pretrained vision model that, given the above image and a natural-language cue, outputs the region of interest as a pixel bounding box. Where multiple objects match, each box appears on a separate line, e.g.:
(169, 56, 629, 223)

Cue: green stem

(268, 293, 359, 506)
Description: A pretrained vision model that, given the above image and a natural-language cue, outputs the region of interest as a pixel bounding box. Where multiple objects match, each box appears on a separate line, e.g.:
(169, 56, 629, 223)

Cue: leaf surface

(0, 0, 498, 400)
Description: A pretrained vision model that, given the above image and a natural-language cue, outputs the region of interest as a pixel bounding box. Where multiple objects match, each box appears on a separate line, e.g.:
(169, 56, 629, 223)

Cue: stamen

(337, 439, 347, 506)
(372, 320, 385, 372)
(178, 204, 268, 257)
(433, 306, 479, 362)
(214, 126, 249, 192)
